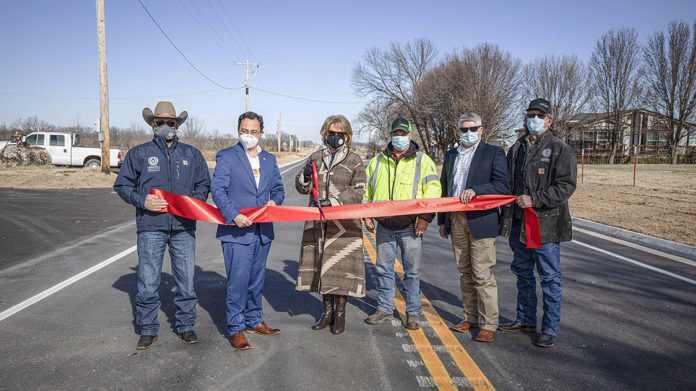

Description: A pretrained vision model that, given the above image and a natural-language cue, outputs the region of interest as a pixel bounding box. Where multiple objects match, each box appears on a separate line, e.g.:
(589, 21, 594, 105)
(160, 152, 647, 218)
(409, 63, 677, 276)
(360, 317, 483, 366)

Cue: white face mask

(527, 117, 546, 135)
(239, 134, 259, 149)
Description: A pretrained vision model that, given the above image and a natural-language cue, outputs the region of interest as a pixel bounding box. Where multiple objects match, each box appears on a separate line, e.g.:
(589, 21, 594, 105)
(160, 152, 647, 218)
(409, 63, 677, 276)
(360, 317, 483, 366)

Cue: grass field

(571, 164, 696, 246)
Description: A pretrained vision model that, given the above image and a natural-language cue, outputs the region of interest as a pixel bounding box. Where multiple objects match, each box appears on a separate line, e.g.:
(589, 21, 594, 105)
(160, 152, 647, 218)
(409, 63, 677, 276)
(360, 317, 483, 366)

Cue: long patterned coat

(295, 147, 366, 297)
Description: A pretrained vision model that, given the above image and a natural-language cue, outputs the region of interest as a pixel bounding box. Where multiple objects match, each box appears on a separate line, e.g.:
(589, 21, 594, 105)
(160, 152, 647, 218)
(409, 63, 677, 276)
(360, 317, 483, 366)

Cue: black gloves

(303, 160, 313, 182)
(316, 199, 331, 208)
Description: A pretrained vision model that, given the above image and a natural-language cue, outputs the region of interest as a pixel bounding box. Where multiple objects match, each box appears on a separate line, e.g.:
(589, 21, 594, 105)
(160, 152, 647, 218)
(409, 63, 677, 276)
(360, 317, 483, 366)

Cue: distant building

(564, 109, 695, 156)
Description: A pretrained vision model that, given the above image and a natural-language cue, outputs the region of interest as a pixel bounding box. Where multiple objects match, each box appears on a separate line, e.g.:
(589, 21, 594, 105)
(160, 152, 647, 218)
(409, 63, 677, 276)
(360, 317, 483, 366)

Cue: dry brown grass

(0, 150, 312, 190)
(571, 164, 696, 246)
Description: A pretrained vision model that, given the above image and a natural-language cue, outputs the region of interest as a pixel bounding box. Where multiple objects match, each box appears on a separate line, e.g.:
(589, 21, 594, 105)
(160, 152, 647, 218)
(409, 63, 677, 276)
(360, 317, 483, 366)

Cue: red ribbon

(151, 189, 541, 248)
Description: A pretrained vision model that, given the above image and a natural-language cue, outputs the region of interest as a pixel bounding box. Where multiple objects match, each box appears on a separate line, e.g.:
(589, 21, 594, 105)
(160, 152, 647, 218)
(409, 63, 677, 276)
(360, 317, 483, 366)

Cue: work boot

(136, 335, 158, 350)
(331, 295, 347, 335)
(405, 314, 421, 330)
(366, 310, 393, 325)
(312, 294, 334, 330)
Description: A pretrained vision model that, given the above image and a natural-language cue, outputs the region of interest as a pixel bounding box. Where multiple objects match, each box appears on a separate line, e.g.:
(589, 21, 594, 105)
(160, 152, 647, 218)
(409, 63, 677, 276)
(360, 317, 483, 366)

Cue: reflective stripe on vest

(411, 152, 423, 199)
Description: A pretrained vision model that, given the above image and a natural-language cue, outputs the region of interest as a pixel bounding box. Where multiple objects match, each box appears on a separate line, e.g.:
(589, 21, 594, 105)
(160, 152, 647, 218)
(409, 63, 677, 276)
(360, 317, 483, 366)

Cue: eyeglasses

(526, 113, 548, 119)
(240, 128, 262, 136)
(154, 119, 177, 127)
(459, 126, 481, 133)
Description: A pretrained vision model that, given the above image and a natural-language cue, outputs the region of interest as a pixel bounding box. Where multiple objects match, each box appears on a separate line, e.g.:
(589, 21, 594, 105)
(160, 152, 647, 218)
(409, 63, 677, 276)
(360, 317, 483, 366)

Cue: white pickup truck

(9, 131, 123, 168)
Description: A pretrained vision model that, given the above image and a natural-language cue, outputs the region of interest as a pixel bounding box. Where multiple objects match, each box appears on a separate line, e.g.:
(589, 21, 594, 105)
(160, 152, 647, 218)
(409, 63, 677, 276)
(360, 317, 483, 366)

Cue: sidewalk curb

(572, 217, 696, 261)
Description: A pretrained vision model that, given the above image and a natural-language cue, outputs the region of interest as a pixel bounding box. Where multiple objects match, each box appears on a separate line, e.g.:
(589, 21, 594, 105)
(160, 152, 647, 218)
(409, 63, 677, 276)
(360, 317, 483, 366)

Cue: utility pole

(96, 0, 110, 175)
(277, 110, 282, 152)
(235, 60, 260, 111)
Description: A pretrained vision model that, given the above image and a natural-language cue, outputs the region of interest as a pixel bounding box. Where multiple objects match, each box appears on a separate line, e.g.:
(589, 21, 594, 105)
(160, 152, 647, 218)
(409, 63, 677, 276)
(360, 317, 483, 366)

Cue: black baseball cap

(527, 98, 551, 114)
(390, 118, 412, 133)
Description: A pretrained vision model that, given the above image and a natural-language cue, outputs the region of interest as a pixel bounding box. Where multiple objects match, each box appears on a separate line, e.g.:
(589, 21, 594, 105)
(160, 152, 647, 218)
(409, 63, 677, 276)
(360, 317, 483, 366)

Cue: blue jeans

(508, 219, 562, 335)
(375, 224, 422, 315)
(136, 230, 197, 335)
(221, 234, 272, 335)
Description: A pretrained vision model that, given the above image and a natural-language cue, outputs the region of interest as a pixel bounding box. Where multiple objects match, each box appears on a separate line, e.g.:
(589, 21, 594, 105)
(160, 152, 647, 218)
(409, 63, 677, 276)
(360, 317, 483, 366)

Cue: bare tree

(352, 38, 437, 154)
(589, 28, 643, 164)
(522, 54, 590, 140)
(644, 20, 696, 164)
(415, 62, 463, 155)
(454, 43, 522, 145)
(179, 115, 206, 140)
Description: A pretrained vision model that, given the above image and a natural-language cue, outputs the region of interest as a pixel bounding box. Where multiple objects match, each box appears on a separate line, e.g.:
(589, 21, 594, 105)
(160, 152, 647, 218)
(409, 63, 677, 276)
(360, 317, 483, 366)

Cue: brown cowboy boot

(331, 295, 347, 335)
(312, 295, 334, 330)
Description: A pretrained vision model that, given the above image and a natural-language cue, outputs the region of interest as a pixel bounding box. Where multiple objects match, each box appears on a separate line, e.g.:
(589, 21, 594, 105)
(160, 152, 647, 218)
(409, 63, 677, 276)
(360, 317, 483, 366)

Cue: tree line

(352, 20, 696, 164)
(0, 116, 312, 155)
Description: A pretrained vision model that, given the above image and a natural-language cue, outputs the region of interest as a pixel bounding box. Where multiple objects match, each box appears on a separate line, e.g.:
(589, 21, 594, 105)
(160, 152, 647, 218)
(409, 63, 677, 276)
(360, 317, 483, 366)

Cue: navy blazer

(437, 141, 509, 239)
(211, 143, 285, 244)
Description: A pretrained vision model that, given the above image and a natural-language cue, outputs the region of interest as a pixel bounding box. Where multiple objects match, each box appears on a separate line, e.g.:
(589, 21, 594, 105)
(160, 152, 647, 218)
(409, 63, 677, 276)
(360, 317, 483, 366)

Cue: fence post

(633, 146, 637, 187)
(581, 148, 584, 184)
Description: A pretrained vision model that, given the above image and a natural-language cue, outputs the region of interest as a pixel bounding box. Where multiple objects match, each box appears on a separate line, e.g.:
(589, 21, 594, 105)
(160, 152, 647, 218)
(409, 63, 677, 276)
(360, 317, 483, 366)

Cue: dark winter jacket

(499, 130, 576, 243)
(114, 136, 210, 232)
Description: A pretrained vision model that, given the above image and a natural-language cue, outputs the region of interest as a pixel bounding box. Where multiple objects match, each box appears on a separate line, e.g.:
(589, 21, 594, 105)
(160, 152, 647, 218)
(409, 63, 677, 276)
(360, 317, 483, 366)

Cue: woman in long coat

(295, 115, 366, 335)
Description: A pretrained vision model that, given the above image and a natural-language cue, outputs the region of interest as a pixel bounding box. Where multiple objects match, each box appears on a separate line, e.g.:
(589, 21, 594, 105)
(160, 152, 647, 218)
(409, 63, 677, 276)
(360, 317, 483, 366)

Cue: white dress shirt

(245, 145, 262, 187)
(451, 141, 480, 197)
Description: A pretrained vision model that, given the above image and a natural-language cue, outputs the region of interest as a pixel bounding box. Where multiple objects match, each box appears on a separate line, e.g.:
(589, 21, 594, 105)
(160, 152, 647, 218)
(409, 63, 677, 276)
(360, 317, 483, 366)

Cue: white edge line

(572, 240, 696, 286)
(0, 245, 137, 322)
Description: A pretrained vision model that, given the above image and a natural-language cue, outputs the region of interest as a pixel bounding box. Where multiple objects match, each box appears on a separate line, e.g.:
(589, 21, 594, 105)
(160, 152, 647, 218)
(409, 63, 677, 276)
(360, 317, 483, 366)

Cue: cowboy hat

(142, 101, 188, 126)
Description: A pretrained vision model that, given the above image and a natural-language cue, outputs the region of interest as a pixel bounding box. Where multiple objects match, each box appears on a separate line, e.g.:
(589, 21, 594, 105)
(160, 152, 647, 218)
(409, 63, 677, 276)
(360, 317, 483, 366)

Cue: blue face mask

(526, 117, 546, 135)
(460, 130, 479, 146)
(391, 135, 410, 151)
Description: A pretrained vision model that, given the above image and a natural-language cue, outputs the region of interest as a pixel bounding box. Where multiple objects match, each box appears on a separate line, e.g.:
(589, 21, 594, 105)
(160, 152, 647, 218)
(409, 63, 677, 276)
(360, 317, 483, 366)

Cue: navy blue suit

(437, 142, 509, 239)
(210, 142, 284, 335)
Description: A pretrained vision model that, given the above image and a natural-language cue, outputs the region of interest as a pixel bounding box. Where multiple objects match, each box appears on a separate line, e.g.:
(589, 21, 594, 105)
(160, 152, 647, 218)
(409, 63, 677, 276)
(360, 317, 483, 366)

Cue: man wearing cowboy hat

(114, 101, 210, 350)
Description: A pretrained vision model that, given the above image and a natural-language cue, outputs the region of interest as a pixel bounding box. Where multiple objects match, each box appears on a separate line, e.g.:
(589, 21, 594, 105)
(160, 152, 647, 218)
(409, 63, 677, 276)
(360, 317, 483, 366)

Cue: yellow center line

(363, 232, 457, 391)
(364, 230, 495, 390)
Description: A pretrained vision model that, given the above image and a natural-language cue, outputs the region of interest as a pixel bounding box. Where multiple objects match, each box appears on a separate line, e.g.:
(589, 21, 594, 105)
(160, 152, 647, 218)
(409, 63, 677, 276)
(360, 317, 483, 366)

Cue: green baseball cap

(390, 118, 412, 133)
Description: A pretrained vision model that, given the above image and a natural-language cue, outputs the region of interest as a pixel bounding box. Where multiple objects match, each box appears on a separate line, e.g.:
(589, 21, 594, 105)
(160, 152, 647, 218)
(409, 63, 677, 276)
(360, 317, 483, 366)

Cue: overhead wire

(250, 87, 366, 104)
(176, 0, 237, 63)
(215, 0, 258, 62)
(203, 0, 249, 60)
(135, 0, 239, 90)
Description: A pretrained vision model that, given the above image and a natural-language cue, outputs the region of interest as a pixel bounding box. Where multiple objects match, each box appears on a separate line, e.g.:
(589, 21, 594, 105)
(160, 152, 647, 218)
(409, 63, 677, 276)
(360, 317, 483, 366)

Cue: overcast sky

(1, 0, 695, 142)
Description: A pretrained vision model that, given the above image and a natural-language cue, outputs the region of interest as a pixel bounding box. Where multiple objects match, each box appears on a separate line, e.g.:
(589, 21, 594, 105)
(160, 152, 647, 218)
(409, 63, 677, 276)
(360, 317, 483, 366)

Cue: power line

(203, 0, 249, 60)
(136, 0, 239, 90)
(250, 87, 366, 104)
(176, 0, 236, 63)
(215, 0, 258, 62)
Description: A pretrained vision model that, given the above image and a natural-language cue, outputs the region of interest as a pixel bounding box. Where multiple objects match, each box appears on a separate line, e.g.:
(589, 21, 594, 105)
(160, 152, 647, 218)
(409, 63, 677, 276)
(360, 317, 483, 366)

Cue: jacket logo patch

(147, 156, 160, 173)
(542, 148, 552, 158)
(538, 167, 545, 175)
(182, 159, 189, 166)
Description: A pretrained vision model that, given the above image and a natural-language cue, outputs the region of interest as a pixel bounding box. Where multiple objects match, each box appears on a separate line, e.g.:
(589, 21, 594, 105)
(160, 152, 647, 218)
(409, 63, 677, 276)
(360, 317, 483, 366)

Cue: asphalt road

(1, 159, 695, 390)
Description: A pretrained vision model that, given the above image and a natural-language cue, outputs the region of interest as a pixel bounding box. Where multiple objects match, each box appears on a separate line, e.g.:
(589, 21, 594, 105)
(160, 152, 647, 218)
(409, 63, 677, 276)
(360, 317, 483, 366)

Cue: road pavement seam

(0, 245, 137, 322)
(572, 239, 696, 286)
(364, 230, 495, 390)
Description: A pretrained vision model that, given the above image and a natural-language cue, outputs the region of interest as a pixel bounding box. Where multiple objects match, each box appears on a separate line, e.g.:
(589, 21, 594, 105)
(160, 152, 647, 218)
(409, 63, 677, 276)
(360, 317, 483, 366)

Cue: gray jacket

(499, 130, 577, 243)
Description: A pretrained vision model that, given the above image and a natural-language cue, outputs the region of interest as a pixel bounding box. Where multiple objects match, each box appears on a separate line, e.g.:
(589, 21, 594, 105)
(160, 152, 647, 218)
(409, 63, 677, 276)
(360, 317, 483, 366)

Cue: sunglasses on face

(327, 131, 344, 136)
(459, 126, 481, 133)
(240, 129, 261, 136)
(154, 119, 177, 127)
(526, 113, 548, 119)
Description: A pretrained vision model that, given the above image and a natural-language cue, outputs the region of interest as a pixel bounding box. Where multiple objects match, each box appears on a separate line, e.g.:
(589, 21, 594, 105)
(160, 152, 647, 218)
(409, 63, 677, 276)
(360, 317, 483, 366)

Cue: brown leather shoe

(312, 294, 334, 330)
(475, 329, 495, 342)
(246, 321, 280, 336)
(229, 331, 251, 350)
(451, 320, 478, 333)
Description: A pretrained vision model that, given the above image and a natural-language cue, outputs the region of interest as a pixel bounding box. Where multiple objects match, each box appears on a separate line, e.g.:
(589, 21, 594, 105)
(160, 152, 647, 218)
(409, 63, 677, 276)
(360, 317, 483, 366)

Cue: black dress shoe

(497, 321, 536, 333)
(177, 330, 199, 344)
(536, 333, 555, 347)
(136, 335, 158, 350)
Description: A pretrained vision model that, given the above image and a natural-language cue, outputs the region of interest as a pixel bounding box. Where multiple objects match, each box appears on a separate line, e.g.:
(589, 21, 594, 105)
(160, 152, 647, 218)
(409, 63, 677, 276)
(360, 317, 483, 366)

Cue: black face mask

(326, 134, 345, 149)
(154, 124, 176, 141)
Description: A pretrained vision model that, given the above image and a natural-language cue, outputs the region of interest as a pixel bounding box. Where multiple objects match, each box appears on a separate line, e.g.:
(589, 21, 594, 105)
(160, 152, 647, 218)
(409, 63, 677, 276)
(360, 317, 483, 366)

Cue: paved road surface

(1, 159, 695, 390)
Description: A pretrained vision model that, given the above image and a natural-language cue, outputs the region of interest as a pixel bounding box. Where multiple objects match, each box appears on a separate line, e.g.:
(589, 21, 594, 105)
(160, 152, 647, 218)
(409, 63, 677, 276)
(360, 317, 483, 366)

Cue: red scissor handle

(311, 161, 319, 205)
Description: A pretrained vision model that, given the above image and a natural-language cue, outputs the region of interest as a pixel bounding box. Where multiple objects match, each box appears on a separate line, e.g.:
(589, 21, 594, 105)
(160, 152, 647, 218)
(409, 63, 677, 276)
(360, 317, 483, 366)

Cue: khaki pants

(450, 213, 499, 330)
